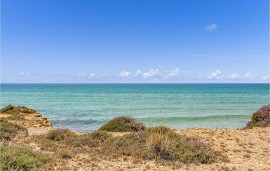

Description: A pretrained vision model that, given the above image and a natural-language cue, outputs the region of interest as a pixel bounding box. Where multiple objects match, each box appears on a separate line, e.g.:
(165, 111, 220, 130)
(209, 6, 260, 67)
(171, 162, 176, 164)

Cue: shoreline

(1, 105, 269, 171)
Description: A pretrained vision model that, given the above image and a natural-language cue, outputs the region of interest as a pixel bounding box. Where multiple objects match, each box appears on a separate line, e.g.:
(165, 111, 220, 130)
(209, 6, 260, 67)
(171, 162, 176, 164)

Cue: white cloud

(19, 72, 30, 77)
(77, 73, 106, 79)
(168, 68, 180, 78)
(78, 73, 86, 77)
(261, 75, 270, 81)
(142, 68, 159, 79)
(135, 70, 142, 77)
(208, 70, 224, 79)
(205, 24, 218, 31)
(198, 75, 202, 79)
(119, 70, 131, 78)
(227, 73, 240, 79)
(87, 73, 96, 78)
(97, 73, 107, 78)
(243, 73, 256, 80)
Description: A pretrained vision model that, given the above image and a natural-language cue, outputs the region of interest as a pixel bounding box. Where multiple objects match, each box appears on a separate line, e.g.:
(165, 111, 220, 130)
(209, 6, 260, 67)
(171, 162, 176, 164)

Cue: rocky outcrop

(0, 104, 52, 128)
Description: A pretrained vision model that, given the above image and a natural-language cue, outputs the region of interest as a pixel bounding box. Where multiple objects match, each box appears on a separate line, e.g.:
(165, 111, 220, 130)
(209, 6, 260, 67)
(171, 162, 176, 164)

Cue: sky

(1, 0, 269, 83)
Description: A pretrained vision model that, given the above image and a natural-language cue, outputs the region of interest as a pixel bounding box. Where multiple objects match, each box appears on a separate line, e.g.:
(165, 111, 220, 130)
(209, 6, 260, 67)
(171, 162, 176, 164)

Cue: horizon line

(1, 82, 269, 84)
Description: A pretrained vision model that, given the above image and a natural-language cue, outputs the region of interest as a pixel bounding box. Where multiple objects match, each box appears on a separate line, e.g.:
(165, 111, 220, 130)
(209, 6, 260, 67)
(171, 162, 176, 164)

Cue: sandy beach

(1, 105, 269, 171)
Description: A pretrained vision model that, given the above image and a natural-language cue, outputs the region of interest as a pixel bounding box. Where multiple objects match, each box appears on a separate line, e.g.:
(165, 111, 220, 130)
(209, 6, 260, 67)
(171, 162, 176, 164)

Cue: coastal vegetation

(40, 126, 218, 164)
(0, 119, 50, 171)
(0, 104, 269, 170)
(0, 118, 27, 141)
(103, 126, 218, 164)
(99, 116, 146, 132)
(0, 144, 51, 171)
(244, 104, 270, 129)
(46, 129, 75, 141)
(0, 104, 36, 115)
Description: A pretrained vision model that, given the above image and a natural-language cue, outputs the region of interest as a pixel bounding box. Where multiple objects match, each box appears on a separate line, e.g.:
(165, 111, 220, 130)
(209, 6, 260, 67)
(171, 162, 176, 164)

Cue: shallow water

(0, 83, 269, 131)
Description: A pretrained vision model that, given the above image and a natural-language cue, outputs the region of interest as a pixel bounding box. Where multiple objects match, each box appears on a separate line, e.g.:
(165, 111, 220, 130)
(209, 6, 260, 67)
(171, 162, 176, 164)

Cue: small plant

(59, 149, 72, 159)
(46, 129, 75, 141)
(0, 105, 21, 115)
(66, 131, 111, 147)
(244, 104, 270, 129)
(0, 119, 28, 141)
(99, 116, 146, 132)
(0, 144, 50, 171)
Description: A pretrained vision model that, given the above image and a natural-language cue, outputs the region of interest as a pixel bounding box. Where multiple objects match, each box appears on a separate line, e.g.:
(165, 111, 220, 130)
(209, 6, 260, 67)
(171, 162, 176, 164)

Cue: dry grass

(58, 149, 72, 159)
(46, 129, 75, 141)
(0, 144, 51, 171)
(0, 119, 28, 141)
(102, 126, 219, 164)
(26, 126, 219, 165)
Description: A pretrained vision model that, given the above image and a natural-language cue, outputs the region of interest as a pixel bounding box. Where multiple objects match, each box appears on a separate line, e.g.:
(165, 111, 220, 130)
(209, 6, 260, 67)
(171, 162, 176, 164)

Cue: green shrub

(104, 126, 217, 164)
(66, 131, 112, 147)
(0, 144, 50, 171)
(99, 116, 146, 132)
(245, 104, 270, 129)
(59, 149, 72, 159)
(0, 105, 21, 115)
(0, 119, 27, 141)
(146, 126, 177, 137)
(46, 129, 75, 141)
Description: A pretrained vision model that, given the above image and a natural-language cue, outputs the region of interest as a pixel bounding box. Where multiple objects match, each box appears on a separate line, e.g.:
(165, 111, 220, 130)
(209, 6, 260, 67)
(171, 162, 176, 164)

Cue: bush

(104, 126, 217, 164)
(59, 149, 72, 159)
(99, 116, 146, 132)
(0, 119, 27, 141)
(65, 131, 111, 147)
(0, 144, 50, 171)
(245, 104, 270, 129)
(46, 129, 75, 141)
(0, 105, 21, 115)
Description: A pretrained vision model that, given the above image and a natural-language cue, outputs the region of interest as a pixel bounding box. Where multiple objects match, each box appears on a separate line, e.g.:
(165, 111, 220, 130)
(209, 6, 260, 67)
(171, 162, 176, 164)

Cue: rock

(45, 123, 52, 127)
(0, 105, 52, 129)
(34, 113, 42, 117)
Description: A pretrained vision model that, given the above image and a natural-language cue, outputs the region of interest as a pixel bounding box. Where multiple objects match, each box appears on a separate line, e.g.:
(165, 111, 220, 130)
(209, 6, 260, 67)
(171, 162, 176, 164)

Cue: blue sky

(1, 0, 269, 83)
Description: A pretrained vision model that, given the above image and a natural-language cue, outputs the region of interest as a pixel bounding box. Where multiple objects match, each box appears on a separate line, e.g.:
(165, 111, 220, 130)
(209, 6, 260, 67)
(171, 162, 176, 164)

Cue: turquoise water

(0, 84, 269, 131)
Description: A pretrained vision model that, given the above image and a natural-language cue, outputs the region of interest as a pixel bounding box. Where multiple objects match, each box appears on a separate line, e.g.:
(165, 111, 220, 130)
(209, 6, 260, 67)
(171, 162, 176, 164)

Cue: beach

(2, 0, 269, 170)
(0, 104, 269, 171)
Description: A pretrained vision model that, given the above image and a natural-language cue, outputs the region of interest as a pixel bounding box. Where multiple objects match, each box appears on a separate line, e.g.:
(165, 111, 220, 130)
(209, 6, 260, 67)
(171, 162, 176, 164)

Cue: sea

(0, 83, 269, 131)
